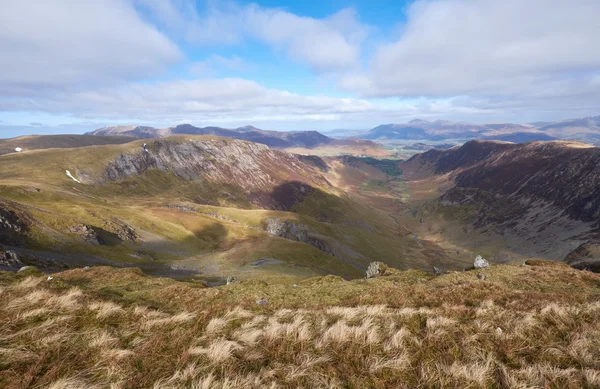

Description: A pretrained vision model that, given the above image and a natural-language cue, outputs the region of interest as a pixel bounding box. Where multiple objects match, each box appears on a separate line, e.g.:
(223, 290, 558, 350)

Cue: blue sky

(1, 0, 599, 138)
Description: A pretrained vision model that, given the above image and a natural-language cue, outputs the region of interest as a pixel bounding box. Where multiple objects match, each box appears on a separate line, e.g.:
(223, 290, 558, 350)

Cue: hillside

(0, 136, 437, 283)
(1, 260, 598, 388)
(399, 140, 600, 270)
(0, 135, 135, 156)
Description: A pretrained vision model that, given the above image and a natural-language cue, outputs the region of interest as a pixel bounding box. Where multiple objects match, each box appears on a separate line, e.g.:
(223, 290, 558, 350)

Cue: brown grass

(0, 263, 599, 388)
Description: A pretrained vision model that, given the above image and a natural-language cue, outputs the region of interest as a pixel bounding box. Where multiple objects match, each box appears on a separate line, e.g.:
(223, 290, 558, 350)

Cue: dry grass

(0, 264, 599, 388)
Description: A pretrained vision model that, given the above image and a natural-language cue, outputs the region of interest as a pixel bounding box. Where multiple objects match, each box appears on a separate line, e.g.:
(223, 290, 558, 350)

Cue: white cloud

(0, 0, 182, 93)
(0, 78, 378, 122)
(341, 0, 600, 100)
(138, 1, 367, 71)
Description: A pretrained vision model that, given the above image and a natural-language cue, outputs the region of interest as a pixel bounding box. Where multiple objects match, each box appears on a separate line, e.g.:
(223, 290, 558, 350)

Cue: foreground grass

(1, 262, 599, 388)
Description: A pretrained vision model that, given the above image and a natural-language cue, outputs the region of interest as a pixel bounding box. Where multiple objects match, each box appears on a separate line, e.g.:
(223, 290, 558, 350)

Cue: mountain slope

(0, 136, 432, 281)
(1, 260, 598, 388)
(0, 134, 135, 156)
(400, 140, 600, 268)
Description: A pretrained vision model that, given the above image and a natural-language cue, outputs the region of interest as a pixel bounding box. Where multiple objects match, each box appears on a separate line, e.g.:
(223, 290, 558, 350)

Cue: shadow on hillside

(249, 181, 347, 223)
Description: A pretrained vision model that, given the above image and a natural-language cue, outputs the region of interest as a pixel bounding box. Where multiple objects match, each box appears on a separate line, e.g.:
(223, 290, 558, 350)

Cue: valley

(3, 133, 598, 283)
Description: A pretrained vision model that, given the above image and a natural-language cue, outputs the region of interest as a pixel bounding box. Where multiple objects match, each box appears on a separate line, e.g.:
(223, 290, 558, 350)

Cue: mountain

(361, 120, 539, 141)
(86, 125, 169, 138)
(401, 139, 600, 270)
(87, 124, 373, 151)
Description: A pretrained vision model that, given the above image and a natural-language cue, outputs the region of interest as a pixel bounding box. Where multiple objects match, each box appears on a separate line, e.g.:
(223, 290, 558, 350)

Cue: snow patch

(65, 170, 82, 183)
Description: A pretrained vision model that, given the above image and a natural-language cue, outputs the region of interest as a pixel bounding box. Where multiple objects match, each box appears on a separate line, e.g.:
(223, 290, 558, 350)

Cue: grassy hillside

(1, 261, 598, 388)
(0, 136, 440, 282)
(0, 135, 135, 156)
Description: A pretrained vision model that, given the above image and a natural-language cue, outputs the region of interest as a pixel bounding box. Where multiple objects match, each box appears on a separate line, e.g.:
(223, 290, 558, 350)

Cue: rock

(6, 250, 18, 260)
(264, 218, 336, 257)
(47, 276, 53, 281)
(226, 276, 239, 285)
(68, 225, 102, 245)
(256, 299, 268, 306)
(477, 273, 486, 280)
(433, 266, 444, 275)
(474, 255, 490, 269)
(18, 266, 33, 272)
(84, 266, 91, 269)
(495, 327, 503, 336)
(0, 250, 24, 269)
(366, 261, 388, 279)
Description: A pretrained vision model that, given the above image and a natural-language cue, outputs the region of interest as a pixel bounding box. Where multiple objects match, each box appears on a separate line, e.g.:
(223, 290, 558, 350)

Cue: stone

(433, 266, 444, 275)
(18, 266, 33, 272)
(366, 261, 388, 279)
(6, 250, 18, 260)
(226, 276, 239, 285)
(477, 272, 486, 280)
(256, 299, 268, 306)
(474, 255, 490, 269)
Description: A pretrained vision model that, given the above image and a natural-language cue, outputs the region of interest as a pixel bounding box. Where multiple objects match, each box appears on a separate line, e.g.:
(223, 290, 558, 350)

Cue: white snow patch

(65, 170, 82, 183)
(15, 147, 22, 152)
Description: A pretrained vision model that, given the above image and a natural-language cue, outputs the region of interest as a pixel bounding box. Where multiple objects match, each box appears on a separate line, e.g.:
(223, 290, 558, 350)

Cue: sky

(1, 0, 599, 138)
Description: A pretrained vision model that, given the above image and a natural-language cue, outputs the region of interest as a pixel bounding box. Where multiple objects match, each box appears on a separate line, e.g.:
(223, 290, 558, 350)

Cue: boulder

(366, 261, 388, 279)
(474, 255, 490, 269)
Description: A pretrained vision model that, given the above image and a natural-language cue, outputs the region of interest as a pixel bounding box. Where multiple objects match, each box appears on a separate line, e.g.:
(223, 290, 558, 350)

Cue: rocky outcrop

(264, 218, 336, 257)
(0, 250, 23, 270)
(105, 139, 329, 193)
(0, 246, 70, 272)
(0, 203, 31, 245)
(68, 225, 102, 245)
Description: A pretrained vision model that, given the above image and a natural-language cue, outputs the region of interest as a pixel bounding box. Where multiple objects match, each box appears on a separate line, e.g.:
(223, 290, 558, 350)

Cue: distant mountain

(86, 125, 168, 138)
(86, 124, 371, 150)
(360, 116, 600, 144)
(361, 120, 534, 141)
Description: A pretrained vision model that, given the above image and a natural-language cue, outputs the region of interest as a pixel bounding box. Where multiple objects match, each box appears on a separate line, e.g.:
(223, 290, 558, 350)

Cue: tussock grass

(0, 264, 599, 388)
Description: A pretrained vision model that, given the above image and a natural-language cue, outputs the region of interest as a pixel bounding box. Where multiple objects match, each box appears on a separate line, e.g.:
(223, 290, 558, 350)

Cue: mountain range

(85, 115, 600, 147)
(86, 124, 381, 151)
(359, 116, 600, 144)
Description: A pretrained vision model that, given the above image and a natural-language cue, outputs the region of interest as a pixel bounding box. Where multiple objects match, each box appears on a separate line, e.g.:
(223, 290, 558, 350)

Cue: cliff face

(104, 137, 333, 210)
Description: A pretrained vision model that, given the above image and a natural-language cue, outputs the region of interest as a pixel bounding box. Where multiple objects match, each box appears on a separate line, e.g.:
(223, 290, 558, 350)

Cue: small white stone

(47, 276, 53, 281)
